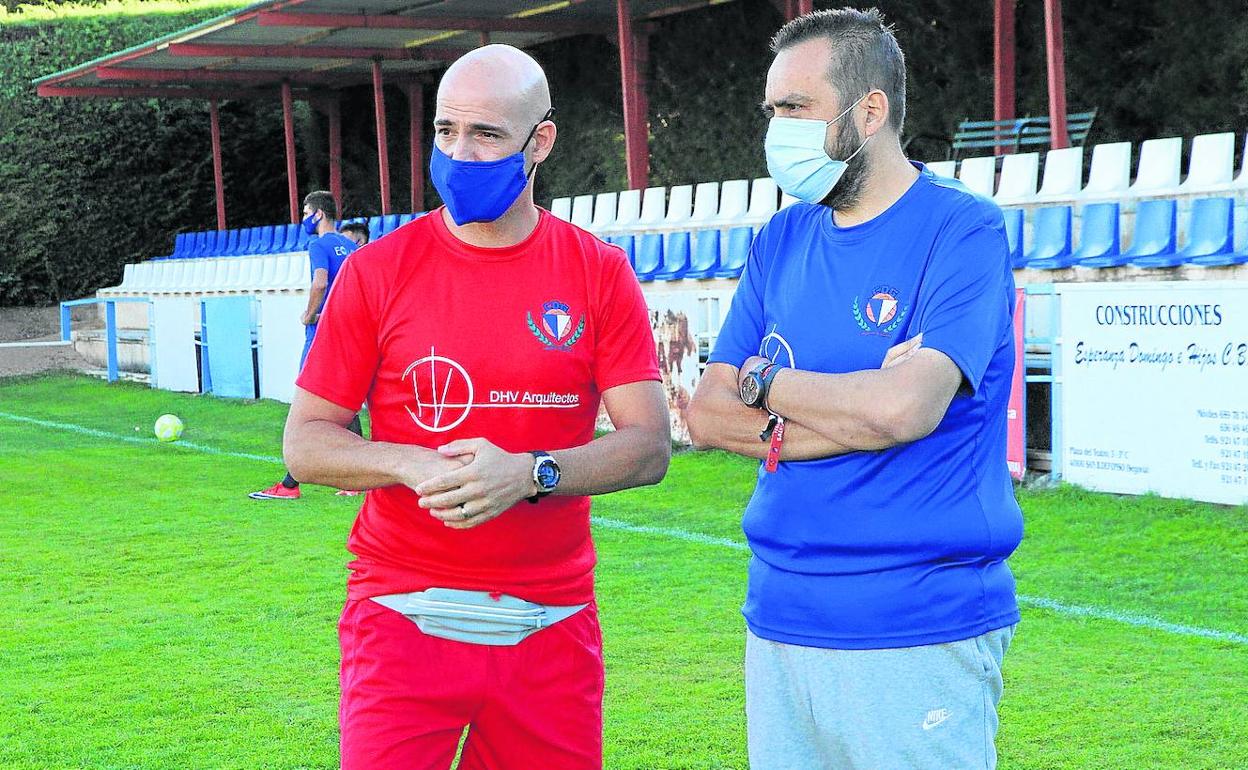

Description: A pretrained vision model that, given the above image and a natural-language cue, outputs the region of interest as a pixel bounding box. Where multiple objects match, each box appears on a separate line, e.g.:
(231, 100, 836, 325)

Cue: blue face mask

(302, 211, 322, 236)
(765, 93, 871, 204)
(431, 108, 554, 226)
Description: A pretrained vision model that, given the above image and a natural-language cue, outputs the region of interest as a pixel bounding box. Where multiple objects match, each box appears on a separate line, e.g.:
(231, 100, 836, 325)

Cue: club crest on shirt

(852, 284, 910, 335)
(527, 300, 585, 351)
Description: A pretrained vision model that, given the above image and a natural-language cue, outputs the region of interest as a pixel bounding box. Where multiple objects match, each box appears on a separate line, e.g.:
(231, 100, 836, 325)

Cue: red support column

(372, 60, 392, 215)
(796, 0, 813, 16)
(615, 0, 649, 190)
(281, 81, 299, 223)
(1043, 0, 1070, 149)
(209, 98, 227, 230)
(328, 99, 343, 214)
(407, 83, 425, 213)
(993, 0, 1016, 154)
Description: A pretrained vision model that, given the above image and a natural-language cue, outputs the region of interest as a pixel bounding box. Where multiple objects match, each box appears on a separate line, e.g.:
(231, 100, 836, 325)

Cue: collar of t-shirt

(428, 205, 552, 263)
(816, 162, 932, 244)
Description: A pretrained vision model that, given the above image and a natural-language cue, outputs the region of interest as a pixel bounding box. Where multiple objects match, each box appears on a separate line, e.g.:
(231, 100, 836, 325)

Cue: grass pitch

(0, 374, 1244, 769)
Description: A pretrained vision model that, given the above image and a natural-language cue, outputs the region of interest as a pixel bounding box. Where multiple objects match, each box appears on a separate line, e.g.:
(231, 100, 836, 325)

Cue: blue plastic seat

(293, 223, 312, 252)
(188, 232, 206, 258)
(1133, 197, 1233, 268)
(1081, 199, 1177, 268)
(609, 235, 636, 265)
(169, 233, 189, 259)
(1031, 203, 1119, 269)
(275, 224, 298, 253)
(253, 226, 275, 255)
(653, 232, 693, 280)
(235, 228, 257, 256)
(1020, 206, 1071, 268)
(684, 230, 722, 279)
(384, 214, 404, 233)
(633, 233, 663, 282)
(713, 226, 754, 279)
(216, 229, 237, 257)
(1002, 209, 1024, 267)
(367, 215, 384, 240)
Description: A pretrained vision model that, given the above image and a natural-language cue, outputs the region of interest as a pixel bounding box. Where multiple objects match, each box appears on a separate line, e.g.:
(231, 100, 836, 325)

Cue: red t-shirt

(296, 207, 659, 605)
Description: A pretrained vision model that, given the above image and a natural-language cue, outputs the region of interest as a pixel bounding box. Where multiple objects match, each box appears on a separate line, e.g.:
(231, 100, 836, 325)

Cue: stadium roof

(33, 0, 724, 96)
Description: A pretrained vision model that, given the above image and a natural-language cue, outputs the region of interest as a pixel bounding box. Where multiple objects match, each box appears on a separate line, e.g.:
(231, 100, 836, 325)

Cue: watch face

(741, 376, 761, 406)
(536, 459, 561, 491)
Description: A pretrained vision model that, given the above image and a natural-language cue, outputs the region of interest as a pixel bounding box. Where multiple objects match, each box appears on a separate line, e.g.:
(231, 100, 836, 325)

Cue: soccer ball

(154, 414, 184, 442)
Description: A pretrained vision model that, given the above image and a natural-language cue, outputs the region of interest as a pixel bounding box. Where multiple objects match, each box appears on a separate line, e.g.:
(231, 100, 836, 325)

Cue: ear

(861, 89, 890, 137)
(530, 120, 557, 165)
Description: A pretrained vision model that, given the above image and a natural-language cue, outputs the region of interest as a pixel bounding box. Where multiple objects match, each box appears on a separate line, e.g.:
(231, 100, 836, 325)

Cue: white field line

(3, 409, 1246, 647)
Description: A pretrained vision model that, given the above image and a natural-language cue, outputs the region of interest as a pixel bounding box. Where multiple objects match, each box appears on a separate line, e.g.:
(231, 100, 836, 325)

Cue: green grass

(1, 373, 1245, 769)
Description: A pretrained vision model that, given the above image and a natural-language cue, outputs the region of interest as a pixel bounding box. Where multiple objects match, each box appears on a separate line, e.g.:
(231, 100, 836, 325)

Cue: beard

(818, 117, 870, 212)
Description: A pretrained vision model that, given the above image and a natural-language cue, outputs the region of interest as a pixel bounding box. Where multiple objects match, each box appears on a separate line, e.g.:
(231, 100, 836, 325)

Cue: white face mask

(764, 93, 871, 204)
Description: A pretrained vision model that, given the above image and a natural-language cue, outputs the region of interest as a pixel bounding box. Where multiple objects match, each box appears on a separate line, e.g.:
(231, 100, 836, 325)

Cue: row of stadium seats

(550, 133, 1248, 237)
(933, 132, 1248, 204)
(100, 254, 308, 296)
(551, 178, 793, 236)
(1008, 196, 1248, 270)
(160, 213, 424, 260)
(603, 226, 756, 281)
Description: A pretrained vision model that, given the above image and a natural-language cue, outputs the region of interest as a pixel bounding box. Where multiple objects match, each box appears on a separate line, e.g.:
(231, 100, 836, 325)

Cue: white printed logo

(921, 709, 952, 731)
(759, 325, 796, 368)
(402, 347, 580, 433)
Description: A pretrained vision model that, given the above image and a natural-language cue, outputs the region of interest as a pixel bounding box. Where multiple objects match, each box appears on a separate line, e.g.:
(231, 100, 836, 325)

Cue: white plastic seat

(179, 260, 209, 294)
(746, 178, 779, 221)
(958, 156, 997, 197)
(235, 258, 264, 292)
(1234, 134, 1248, 188)
(590, 192, 618, 232)
(129, 263, 154, 291)
(994, 152, 1039, 203)
(256, 256, 280, 292)
(570, 195, 594, 228)
(925, 160, 957, 178)
(689, 182, 719, 225)
(714, 179, 749, 225)
(639, 187, 666, 225)
(663, 185, 693, 226)
(780, 192, 800, 209)
(1129, 136, 1182, 195)
(614, 189, 641, 231)
(1180, 132, 1235, 192)
(550, 197, 572, 220)
(283, 255, 308, 290)
(1036, 146, 1083, 200)
(1081, 141, 1132, 198)
(118, 264, 137, 291)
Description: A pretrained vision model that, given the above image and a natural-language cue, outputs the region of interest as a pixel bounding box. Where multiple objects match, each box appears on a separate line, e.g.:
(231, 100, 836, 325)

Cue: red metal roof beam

(35, 84, 316, 101)
(255, 11, 610, 34)
(96, 66, 352, 86)
(168, 42, 468, 62)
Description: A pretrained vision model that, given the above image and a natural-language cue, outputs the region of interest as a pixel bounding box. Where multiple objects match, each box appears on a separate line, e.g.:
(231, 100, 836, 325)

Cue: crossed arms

(686, 334, 963, 460)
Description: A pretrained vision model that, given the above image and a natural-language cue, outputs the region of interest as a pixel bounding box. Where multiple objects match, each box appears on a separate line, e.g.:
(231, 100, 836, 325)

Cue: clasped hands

(406, 439, 538, 530)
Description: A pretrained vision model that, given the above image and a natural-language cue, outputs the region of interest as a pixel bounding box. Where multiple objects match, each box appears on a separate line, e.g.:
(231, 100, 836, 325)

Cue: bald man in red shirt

(283, 44, 670, 770)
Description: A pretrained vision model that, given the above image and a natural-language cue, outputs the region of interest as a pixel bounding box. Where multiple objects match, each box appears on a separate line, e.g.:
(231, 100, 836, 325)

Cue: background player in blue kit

(688, 9, 1024, 770)
(251, 190, 361, 500)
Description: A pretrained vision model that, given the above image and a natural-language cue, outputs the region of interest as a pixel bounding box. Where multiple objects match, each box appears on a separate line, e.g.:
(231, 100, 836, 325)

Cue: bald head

(438, 45, 551, 132)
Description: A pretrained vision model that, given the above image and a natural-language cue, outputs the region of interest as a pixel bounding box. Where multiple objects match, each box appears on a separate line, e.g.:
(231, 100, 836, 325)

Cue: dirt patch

(0, 305, 91, 378)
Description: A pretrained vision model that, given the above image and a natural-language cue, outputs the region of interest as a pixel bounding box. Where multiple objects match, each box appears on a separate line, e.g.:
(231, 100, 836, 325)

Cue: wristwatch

(740, 360, 782, 409)
(528, 451, 561, 503)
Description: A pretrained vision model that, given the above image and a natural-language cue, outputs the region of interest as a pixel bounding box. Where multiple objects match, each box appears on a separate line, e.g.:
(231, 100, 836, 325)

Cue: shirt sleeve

(591, 249, 661, 392)
(913, 223, 1014, 394)
(295, 256, 381, 411)
(308, 239, 330, 273)
(706, 232, 766, 368)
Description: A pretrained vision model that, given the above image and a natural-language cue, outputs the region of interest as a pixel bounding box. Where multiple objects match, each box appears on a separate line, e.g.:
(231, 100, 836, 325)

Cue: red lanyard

(760, 414, 786, 473)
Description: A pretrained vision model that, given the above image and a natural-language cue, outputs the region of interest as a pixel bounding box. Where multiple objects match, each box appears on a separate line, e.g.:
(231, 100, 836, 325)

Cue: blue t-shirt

(708, 162, 1024, 650)
(309, 232, 357, 314)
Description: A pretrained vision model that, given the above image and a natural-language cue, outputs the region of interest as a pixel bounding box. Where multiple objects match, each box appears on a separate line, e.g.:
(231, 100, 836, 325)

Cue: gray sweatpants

(745, 625, 1015, 770)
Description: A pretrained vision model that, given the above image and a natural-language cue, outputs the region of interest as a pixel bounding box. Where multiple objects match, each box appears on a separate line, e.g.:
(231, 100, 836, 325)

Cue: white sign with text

(1059, 282, 1248, 505)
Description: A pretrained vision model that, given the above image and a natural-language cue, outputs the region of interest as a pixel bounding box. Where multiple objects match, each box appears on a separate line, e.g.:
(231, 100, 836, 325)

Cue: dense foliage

(1, 0, 1245, 304)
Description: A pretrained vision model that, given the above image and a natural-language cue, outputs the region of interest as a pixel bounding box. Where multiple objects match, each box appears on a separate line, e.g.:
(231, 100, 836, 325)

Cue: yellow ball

(154, 414, 184, 442)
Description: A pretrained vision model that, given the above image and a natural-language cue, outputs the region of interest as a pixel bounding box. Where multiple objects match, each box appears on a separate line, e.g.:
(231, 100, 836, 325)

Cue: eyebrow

(433, 118, 509, 134)
(760, 93, 811, 115)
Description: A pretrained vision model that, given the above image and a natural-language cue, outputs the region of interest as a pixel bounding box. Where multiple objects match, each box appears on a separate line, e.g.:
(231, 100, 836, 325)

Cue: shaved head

(438, 45, 552, 134)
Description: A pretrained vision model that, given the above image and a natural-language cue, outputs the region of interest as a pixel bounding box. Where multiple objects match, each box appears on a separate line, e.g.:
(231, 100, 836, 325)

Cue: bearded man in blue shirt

(688, 9, 1024, 770)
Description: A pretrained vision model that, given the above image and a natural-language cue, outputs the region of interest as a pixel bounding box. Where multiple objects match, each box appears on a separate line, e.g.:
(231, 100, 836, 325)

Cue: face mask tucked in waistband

(370, 587, 589, 646)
